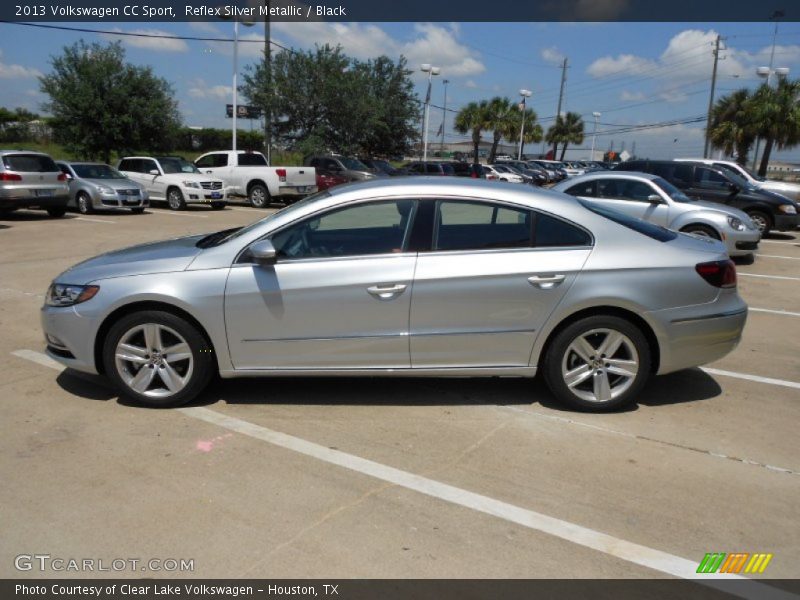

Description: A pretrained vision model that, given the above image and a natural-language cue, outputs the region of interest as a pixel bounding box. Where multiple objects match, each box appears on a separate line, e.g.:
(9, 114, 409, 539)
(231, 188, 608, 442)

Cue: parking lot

(0, 204, 798, 582)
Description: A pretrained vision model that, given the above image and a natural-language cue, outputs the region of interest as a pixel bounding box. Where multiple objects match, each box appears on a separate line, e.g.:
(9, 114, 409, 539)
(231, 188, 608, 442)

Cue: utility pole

(263, 0, 272, 164)
(703, 35, 722, 158)
(441, 79, 449, 155)
(553, 57, 568, 156)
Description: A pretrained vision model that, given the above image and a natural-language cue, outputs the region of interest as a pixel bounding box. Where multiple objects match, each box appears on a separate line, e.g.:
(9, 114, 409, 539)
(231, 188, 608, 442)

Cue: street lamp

(220, 13, 255, 152)
(591, 111, 601, 160)
(517, 89, 532, 160)
(420, 63, 440, 162)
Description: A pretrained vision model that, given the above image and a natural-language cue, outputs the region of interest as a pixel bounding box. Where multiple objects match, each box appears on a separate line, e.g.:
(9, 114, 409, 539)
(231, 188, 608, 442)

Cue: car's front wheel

(76, 192, 93, 215)
(103, 311, 214, 407)
(167, 188, 186, 211)
(543, 315, 651, 412)
(746, 210, 771, 237)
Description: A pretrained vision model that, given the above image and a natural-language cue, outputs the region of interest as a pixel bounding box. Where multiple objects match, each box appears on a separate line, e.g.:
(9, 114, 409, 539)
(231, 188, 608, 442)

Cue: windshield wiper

(196, 227, 243, 249)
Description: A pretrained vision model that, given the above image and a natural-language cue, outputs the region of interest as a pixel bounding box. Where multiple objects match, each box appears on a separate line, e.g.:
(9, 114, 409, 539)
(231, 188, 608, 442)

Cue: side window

(58, 164, 71, 176)
(118, 159, 134, 172)
(564, 181, 596, 197)
(434, 200, 531, 251)
(309, 158, 320, 168)
(694, 167, 729, 189)
(597, 178, 626, 198)
(195, 155, 217, 169)
(671, 164, 693, 188)
(534, 212, 592, 247)
(323, 159, 339, 171)
(270, 199, 416, 260)
(425, 164, 439, 174)
(142, 160, 159, 174)
(608, 180, 658, 202)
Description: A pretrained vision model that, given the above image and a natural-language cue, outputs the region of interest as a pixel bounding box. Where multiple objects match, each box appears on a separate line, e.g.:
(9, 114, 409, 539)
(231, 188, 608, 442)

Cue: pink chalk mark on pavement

(195, 433, 234, 452)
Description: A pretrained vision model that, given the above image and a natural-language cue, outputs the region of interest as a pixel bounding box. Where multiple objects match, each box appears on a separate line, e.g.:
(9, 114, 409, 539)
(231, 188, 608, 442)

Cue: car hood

(82, 178, 142, 190)
(56, 235, 205, 284)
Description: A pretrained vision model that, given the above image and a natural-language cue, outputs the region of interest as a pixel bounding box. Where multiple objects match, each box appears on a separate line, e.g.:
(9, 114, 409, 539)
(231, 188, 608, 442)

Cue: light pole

(517, 89, 532, 160)
(441, 79, 449, 155)
(420, 64, 440, 162)
(591, 111, 601, 160)
(220, 15, 254, 152)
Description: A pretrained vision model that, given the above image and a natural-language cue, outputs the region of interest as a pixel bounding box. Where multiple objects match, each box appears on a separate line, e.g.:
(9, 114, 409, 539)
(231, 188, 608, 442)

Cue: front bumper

(773, 213, 800, 231)
(724, 228, 760, 256)
(40, 304, 99, 375)
(184, 188, 226, 203)
(93, 191, 148, 210)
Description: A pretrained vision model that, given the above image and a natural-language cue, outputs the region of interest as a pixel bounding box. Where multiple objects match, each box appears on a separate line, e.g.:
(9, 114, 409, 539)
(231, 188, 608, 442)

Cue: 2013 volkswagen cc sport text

(40, 179, 747, 411)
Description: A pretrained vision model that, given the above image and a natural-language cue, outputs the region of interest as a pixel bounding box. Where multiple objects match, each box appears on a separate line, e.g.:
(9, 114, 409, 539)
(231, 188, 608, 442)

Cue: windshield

(341, 157, 368, 170)
(718, 163, 764, 183)
(723, 170, 753, 189)
(652, 177, 693, 203)
(158, 157, 200, 174)
(72, 164, 125, 179)
(199, 190, 333, 248)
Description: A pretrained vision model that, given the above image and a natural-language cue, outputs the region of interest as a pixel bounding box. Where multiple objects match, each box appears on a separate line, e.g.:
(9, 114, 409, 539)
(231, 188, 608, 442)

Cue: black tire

(210, 202, 227, 210)
(0, 208, 15, 218)
(248, 183, 269, 208)
(542, 315, 652, 412)
(130, 208, 145, 214)
(680, 224, 720, 239)
(102, 310, 214, 408)
(76, 192, 93, 215)
(167, 187, 186, 211)
(746, 210, 772, 237)
(46, 207, 67, 218)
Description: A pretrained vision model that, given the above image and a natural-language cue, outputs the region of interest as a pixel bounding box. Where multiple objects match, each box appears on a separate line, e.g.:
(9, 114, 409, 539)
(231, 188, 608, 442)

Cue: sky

(1, 20, 800, 162)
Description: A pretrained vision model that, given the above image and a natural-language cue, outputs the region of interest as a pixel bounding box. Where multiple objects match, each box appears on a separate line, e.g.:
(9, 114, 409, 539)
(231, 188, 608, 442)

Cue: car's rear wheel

(248, 183, 269, 208)
(167, 188, 186, 211)
(681, 224, 720, 239)
(543, 315, 651, 412)
(76, 192, 93, 215)
(102, 311, 214, 408)
(46, 207, 67, 218)
(746, 210, 771, 236)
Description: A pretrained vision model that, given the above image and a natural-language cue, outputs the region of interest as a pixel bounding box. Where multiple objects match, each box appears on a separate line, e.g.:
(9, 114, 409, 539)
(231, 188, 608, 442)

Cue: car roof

(0, 149, 49, 156)
(552, 171, 660, 190)
(60, 161, 109, 166)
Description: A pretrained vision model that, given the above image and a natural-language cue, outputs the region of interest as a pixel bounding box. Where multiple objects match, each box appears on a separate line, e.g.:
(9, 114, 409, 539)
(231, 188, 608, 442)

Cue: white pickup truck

(194, 150, 317, 208)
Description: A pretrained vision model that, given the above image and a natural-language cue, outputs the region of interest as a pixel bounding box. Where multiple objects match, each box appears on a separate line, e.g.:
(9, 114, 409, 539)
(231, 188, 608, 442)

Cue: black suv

(614, 159, 800, 235)
(401, 161, 456, 176)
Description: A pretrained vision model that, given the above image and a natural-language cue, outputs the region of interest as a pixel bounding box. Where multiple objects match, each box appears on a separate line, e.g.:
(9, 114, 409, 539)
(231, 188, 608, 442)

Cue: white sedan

(487, 164, 525, 183)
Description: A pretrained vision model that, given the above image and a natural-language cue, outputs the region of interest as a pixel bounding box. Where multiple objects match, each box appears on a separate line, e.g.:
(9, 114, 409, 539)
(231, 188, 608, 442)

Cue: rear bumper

(276, 185, 318, 197)
(0, 194, 69, 210)
(773, 213, 799, 231)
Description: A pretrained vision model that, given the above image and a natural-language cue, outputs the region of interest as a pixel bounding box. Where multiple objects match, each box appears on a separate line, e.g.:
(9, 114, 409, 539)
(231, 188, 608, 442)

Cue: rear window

(3, 154, 58, 173)
(579, 199, 677, 242)
(238, 153, 268, 167)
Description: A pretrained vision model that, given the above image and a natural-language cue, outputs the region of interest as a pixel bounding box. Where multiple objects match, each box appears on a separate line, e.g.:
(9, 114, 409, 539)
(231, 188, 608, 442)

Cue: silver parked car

(56, 162, 149, 214)
(0, 150, 69, 218)
(41, 179, 747, 412)
(553, 172, 761, 259)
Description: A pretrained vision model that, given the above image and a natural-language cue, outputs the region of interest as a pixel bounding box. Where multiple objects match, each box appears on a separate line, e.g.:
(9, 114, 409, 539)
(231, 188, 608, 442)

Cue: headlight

(778, 204, 797, 214)
(182, 181, 201, 189)
(727, 216, 746, 231)
(97, 185, 114, 194)
(45, 284, 99, 307)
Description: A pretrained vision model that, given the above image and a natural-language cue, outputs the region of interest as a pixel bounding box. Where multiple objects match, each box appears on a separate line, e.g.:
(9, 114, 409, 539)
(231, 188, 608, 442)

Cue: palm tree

(500, 106, 543, 158)
(749, 79, 800, 177)
(708, 89, 756, 166)
(484, 97, 515, 163)
(454, 100, 490, 163)
(546, 112, 585, 161)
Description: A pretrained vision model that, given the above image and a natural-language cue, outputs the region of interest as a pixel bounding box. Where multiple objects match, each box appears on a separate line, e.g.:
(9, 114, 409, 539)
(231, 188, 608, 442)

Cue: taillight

(471, 172, 478, 178)
(57, 173, 67, 181)
(0, 172, 22, 181)
(695, 259, 737, 288)
(276, 168, 286, 182)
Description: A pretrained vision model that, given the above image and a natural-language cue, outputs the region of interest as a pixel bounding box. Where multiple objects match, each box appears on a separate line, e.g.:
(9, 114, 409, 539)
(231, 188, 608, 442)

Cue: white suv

(117, 156, 226, 210)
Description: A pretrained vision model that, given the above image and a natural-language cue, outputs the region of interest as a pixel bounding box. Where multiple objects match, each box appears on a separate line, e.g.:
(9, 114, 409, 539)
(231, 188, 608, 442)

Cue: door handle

(527, 274, 565, 289)
(206, 170, 213, 174)
(367, 283, 407, 300)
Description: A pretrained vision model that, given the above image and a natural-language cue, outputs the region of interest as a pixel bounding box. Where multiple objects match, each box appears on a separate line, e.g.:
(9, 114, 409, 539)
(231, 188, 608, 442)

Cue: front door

(409, 199, 592, 368)
(590, 178, 671, 226)
(225, 199, 418, 369)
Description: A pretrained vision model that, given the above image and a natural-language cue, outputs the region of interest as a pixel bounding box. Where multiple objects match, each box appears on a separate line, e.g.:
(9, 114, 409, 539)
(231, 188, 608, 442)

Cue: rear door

(689, 166, 736, 207)
(409, 198, 592, 368)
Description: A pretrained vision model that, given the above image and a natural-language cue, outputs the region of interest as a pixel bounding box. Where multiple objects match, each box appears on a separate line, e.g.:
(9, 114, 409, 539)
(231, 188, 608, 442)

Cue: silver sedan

(40, 178, 747, 411)
(553, 171, 761, 259)
(56, 162, 148, 214)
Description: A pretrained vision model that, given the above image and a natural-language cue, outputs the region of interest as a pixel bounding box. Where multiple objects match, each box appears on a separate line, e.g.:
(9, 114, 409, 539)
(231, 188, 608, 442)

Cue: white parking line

(750, 307, 800, 318)
(701, 367, 800, 391)
(150, 211, 209, 219)
(756, 254, 800, 261)
(74, 217, 117, 224)
(11, 349, 63, 370)
(738, 273, 800, 282)
(760, 239, 800, 246)
(178, 407, 792, 599)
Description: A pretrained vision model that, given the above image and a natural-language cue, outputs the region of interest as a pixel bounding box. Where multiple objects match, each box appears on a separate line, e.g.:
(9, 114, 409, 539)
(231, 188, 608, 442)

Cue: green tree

(454, 100, 490, 163)
(242, 45, 418, 157)
(750, 79, 800, 177)
(484, 97, 513, 163)
(501, 105, 543, 159)
(40, 41, 181, 164)
(546, 112, 585, 161)
(709, 89, 756, 166)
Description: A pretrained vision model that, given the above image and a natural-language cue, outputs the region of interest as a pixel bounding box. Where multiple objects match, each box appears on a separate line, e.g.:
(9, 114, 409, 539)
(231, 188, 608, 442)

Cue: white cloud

(187, 79, 232, 100)
(464, 80, 478, 89)
(0, 51, 42, 79)
(587, 53, 657, 78)
(541, 46, 565, 66)
(100, 28, 189, 53)
(619, 90, 645, 101)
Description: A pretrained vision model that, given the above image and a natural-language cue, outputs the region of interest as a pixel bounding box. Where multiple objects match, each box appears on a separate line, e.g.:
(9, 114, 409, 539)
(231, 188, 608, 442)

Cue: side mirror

(249, 239, 277, 265)
(647, 194, 663, 204)
(149, 169, 160, 176)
